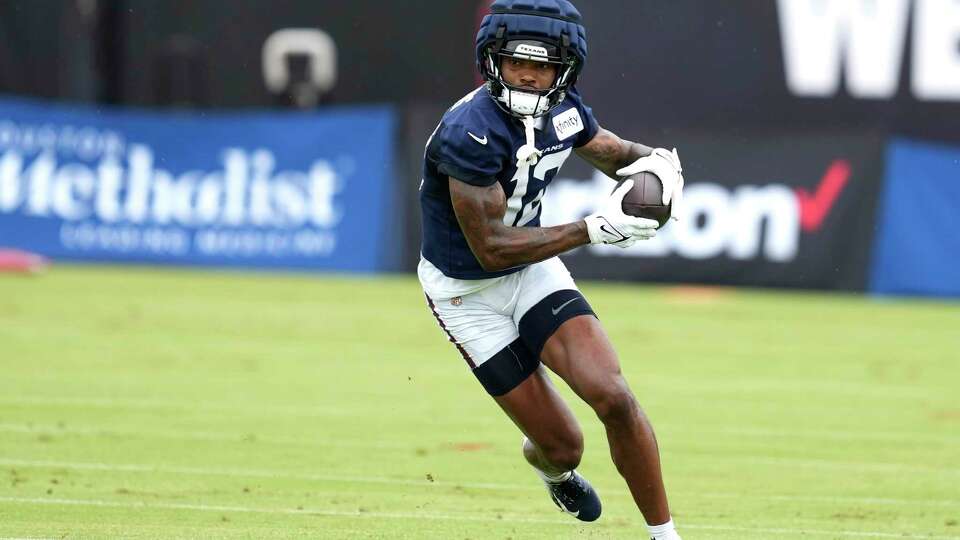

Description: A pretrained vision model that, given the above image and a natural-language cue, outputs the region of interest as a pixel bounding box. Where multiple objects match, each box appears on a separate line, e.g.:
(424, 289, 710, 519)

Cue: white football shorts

(419, 256, 595, 395)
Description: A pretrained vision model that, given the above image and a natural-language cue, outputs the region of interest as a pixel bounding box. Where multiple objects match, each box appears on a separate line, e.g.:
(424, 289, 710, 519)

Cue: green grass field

(0, 265, 957, 539)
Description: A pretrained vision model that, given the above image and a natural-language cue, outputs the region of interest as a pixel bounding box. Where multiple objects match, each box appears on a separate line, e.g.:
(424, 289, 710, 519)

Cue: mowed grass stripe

(4, 436, 958, 477)
(0, 379, 948, 409)
(3, 418, 958, 447)
(1, 496, 957, 540)
(2, 458, 957, 508)
(3, 420, 958, 475)
(0, 495, 575, 525)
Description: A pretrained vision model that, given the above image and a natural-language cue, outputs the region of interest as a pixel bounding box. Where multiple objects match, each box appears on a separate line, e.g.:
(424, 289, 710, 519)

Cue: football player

(418, 2, 683, 539)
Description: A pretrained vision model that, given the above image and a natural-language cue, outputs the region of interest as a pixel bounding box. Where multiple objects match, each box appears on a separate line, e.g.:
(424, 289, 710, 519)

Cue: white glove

(615, 147, 684, 221)
(584, 180, 660, 248)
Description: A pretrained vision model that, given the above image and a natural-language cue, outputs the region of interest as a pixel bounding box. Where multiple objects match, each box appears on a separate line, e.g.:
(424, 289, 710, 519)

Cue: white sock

(534, 467, 572, 484)
(647, 517, 681, 540)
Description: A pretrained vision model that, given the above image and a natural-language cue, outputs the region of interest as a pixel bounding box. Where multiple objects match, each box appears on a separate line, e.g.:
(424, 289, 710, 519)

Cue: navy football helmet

(476, 0, 588, 118)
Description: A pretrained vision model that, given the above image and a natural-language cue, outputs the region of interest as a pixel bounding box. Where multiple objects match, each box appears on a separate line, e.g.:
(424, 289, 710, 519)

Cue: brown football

(619, 171, 671, 229)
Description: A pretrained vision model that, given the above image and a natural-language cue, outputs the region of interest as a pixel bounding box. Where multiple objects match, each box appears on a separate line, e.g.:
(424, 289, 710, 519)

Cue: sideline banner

(870, 139, 960, 297)
(541, 133, 886, 291)
(0, 97, 398, 272)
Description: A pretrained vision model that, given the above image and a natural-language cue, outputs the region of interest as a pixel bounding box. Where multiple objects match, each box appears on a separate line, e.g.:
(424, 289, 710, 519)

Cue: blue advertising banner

(0, 97, 397, 272)
(871, 139, 960, 297)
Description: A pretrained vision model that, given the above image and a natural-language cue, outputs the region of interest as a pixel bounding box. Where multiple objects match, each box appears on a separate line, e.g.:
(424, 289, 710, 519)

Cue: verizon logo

(543, 160, 852, 262)
(796, 160, 850, 233)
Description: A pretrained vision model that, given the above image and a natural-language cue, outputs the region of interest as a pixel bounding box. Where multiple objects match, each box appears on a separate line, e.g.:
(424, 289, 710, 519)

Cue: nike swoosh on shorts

(551, 297, 580, 316)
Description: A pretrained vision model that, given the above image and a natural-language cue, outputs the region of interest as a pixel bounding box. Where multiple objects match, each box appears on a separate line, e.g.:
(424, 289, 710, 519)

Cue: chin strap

(515, 115, 542, 166)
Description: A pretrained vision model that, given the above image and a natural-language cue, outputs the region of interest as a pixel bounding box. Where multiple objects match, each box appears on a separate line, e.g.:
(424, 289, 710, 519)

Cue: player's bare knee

(591, 381, 639, 426)
(527, 431, 584, 471)
(541, 440, 583, 471)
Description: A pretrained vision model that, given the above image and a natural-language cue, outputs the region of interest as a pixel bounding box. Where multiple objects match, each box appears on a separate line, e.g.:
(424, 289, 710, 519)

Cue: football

(619, 171, 671, 229)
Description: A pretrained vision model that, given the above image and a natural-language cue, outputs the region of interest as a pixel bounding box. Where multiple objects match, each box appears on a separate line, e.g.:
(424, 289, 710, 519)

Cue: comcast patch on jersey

(0, 97, 398, 272)
(552, 107, 583, 141)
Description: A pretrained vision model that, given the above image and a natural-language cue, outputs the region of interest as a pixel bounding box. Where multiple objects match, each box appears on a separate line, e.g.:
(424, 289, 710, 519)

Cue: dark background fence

(5, 1, 958, 137)
(2, 0, 958, 296)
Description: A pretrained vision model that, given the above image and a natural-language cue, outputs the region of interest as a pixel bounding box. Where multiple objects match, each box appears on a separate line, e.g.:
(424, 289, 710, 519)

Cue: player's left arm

(575, 126, 685, 220)
(575, 127, 653, 179)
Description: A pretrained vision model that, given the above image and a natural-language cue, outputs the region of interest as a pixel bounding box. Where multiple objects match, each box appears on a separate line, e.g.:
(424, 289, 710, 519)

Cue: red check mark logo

(795, 159, 851, 232)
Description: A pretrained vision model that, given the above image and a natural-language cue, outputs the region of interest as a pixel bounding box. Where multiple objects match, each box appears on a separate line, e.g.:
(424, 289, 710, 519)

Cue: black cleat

(543, 470, 602, 522)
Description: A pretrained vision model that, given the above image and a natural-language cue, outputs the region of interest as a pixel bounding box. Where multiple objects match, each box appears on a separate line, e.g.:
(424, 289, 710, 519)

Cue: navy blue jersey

(419, 86, 599, 280)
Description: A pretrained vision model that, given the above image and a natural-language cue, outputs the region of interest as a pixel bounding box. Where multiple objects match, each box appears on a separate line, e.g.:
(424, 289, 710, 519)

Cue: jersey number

(503, 148, 572, 227)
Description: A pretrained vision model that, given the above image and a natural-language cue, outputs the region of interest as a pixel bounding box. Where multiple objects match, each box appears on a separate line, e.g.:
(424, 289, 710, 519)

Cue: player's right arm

(449, 176, 589, 272)
(450, 176, 659, 272)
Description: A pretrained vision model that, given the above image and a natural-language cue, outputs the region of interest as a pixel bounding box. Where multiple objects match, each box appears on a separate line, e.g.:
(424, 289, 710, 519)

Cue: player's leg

(493, 364, 583, 477)
(421, 276, 584, 487)
(512, 258, 678, 537)
(539, 315, 673, 527)
(453, 315, 600, 522)
(483, 258, 611, 521)
(424, 280, 600, 521)
(492, 362, 602, 522)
